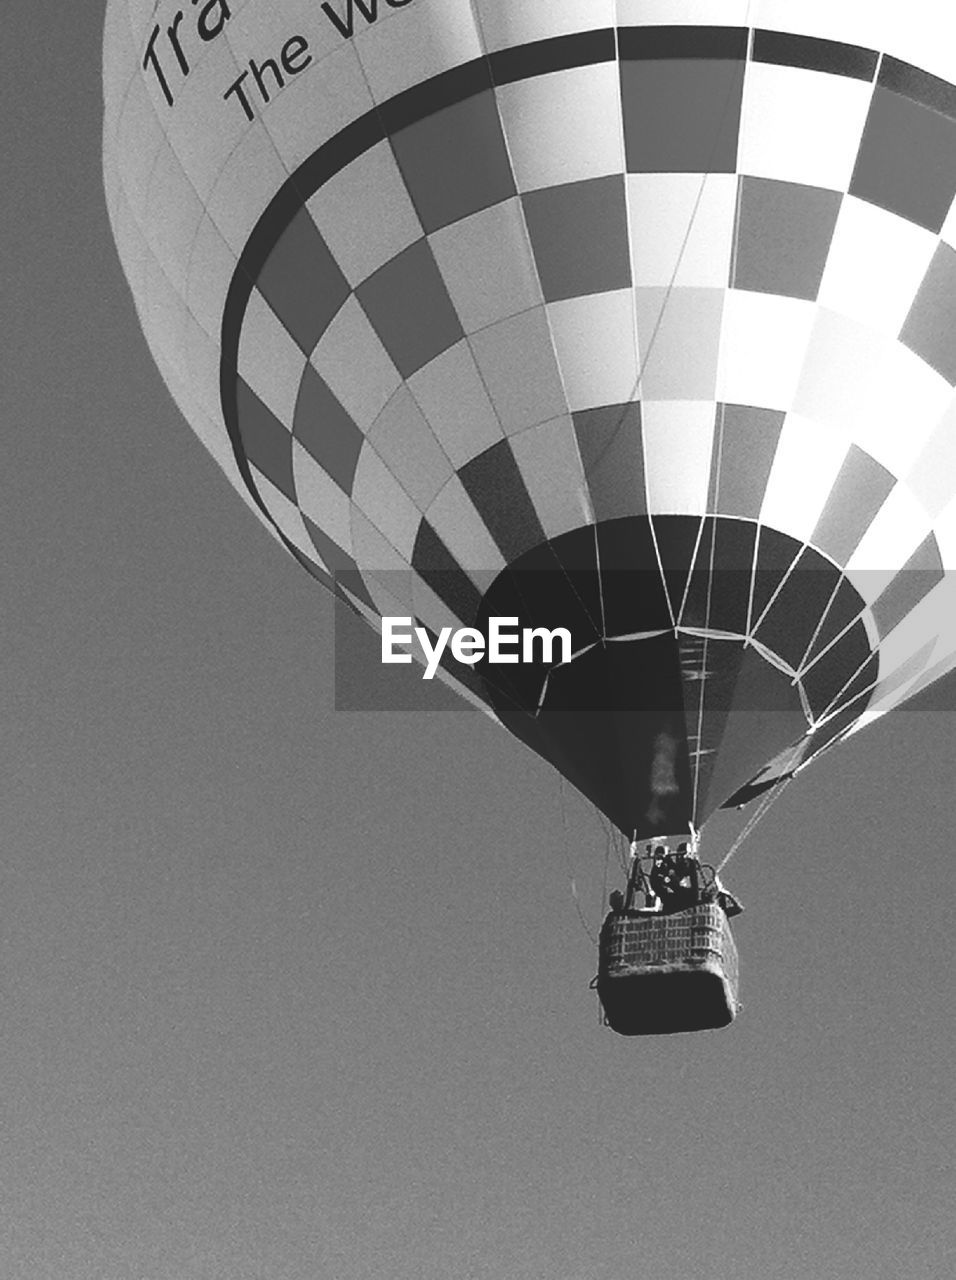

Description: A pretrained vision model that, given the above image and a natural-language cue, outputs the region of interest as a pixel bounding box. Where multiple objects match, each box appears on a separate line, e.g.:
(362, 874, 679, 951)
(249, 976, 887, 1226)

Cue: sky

(1, 5, 955, 1278)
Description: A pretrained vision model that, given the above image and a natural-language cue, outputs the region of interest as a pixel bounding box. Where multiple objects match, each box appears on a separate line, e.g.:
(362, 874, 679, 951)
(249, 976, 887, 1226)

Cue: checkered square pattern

(104, 3, 956, 811)
(223, 18, 956, 733)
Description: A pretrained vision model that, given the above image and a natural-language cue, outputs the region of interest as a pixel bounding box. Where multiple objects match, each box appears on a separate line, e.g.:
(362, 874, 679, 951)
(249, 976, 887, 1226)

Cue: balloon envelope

(104, 1, 956, 836)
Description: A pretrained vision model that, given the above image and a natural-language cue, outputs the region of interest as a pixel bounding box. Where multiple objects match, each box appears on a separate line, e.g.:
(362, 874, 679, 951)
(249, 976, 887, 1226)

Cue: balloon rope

(558, 776, 598, 944)
(601, 828, 612, 922)
(690, 403, 727, 819)
(569, 876, 597, 947)
(714, 738, 804, 873)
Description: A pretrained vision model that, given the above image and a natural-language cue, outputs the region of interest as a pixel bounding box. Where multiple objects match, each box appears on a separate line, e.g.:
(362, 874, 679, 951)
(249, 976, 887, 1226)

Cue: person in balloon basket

(648, 842, 700, 913)
(606, 843, 693, 915)
(656, 843, 744, 917)
(609, 844, 742, 919)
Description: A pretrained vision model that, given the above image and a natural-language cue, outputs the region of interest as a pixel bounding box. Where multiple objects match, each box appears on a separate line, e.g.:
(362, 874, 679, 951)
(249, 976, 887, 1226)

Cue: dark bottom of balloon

(597, 904, 740, 1035)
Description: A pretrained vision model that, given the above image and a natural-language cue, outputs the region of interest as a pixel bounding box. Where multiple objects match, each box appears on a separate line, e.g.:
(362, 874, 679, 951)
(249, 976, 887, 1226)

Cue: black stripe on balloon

(489, 29, 616, 85)
(617, 26, 748, 60)
(752, 29, 878, 81)
(879, 56, 956, 120)
(378, 59, 493, 134)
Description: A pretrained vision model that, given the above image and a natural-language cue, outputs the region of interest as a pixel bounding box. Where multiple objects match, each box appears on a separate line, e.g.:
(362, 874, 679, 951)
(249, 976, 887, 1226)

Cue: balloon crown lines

(142, 0, 415, 114)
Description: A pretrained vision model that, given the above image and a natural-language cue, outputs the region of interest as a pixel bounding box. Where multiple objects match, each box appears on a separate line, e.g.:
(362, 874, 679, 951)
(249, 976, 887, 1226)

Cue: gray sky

(1, 5, 954, 1277)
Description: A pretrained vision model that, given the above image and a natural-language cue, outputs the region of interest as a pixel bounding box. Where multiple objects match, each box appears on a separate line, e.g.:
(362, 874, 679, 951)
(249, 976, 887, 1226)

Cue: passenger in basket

(650, 844, 701, 915)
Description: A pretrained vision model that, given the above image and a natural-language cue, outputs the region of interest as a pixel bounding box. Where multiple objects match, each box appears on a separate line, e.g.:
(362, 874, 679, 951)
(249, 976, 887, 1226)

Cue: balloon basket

(597, 904, 739, 1036)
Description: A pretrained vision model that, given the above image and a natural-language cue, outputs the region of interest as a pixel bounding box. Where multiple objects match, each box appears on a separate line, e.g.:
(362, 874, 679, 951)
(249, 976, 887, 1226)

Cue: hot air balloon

(103, 0, 956, 1033)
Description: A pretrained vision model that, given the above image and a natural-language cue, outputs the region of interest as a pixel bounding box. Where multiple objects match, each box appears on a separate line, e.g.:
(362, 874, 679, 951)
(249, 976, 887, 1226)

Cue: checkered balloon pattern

(104, 1, 956, 836)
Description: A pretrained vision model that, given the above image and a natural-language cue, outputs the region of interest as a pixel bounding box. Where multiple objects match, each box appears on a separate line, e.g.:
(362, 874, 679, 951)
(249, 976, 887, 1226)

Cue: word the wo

(142, 0, 415, 110)
(382, 618, 573, 681)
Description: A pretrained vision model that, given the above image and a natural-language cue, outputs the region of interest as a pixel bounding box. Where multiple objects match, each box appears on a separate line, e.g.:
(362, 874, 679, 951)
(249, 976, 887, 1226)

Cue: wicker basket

(597, 903, 740, 1035)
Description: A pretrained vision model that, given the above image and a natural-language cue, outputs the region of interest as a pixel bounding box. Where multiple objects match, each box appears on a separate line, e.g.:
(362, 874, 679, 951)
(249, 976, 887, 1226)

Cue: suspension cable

(714, 739, 804, 873)
(558, 776, 598, 944)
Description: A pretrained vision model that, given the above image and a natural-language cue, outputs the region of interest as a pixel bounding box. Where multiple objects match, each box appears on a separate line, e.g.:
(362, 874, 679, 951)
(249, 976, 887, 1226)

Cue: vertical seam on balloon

(297, 43, 385, 587)
(471, 8, 607, 633)
(608, 18, 650, 642)
(625, 20, 756, 822)
(173, 32, 262, 354)
(111, 61, 193, 370)
(378, 4, 546, 603)
(184, 27, 323, 556)
(748, 557, 799, 637)
(455, 3, 607, 641)
(605, 26, 757, 634)
(748, 53, 888, 645)
(313, 39, 445, 597)
(689, 8, 758, 824)
(666, 26, 758, 631)
(611, 24, 676, 632)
